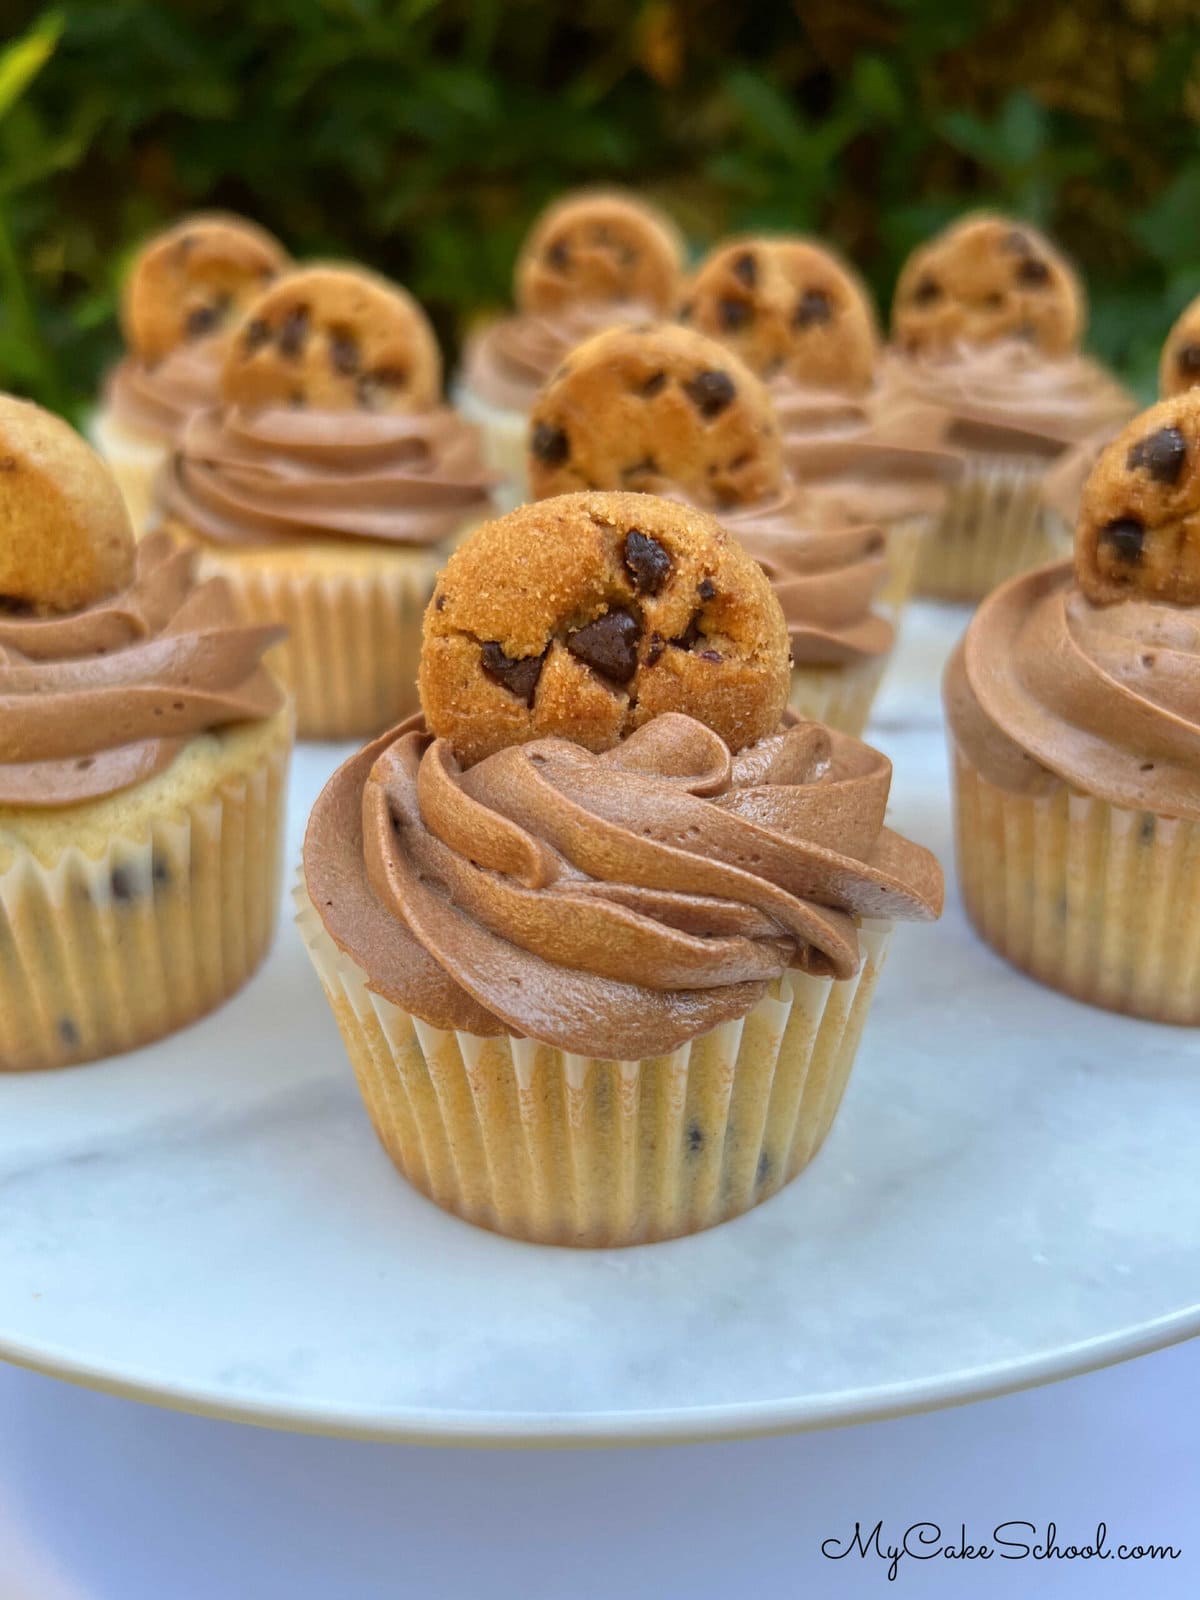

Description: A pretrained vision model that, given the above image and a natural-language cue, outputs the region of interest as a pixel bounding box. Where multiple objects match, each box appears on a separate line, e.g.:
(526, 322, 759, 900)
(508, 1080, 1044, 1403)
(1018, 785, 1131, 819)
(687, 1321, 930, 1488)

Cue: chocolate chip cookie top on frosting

(420, 491, 791, 765)
(159, 265, 493, 549)
(945, 392, 1200, 822)
(681, 236, 880, 395)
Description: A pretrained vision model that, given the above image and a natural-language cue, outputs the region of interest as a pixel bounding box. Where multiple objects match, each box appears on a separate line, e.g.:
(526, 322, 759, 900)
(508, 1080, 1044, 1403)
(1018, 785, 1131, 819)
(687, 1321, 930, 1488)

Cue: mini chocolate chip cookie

(121, 213, 288, 367)
(1076, 391, 1200, 605)
(222, 265, 442, 414)
(0, 395, 134, 614)
(892, 214, 1083, 358)
(527, 323, 783, 509)
(1159, 295, 1200, 398)
(516, 190, 685, 317)
(419, 490, 791, 765)
(682, 236, 879, 393)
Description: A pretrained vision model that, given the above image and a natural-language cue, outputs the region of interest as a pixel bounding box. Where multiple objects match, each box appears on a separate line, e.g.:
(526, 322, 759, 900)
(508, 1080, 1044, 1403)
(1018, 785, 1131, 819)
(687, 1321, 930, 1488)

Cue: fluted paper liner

(88, 412, 164, 538)
(455, 384, 529, 511)
(879, 511, 929, 617)
(0, 724, 290, 1071)
(197, 549, 440, 741)
(914, 454, 1070, 603)
(297, 888, 892, 1246)
(788, 654, 888, 741)
(951, 742, 1200, 1023)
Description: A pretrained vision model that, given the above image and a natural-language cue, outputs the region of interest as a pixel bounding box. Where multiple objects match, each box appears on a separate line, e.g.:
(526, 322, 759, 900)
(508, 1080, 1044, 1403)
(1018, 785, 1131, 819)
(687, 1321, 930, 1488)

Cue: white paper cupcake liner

(297, 888, 892, 1246)
(88, 410, 166, 537)
(914, 454, 1070, 603)
(788, 654, 889, 739)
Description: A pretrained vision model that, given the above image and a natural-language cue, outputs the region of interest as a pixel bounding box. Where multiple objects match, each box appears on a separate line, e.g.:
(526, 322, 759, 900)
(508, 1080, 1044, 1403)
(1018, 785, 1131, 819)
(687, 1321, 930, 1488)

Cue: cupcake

(159, 264, 495, 741)
(91, 213, 289, 533)
(299, 490, 943, 1246)
(946, 389, 1200, 1022)
(456, 190, 685, 505)
(890, 213, 1134, 603)
(683, 234, 958, 610)
(0, 395, 291, 1071)
(527, 321, 896, 737)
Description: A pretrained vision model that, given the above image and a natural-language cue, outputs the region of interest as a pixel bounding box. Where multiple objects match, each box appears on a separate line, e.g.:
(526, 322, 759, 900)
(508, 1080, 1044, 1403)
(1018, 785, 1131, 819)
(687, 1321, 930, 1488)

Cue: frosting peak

(304, 711, 942, 1057)
(0, 533, 285, 807)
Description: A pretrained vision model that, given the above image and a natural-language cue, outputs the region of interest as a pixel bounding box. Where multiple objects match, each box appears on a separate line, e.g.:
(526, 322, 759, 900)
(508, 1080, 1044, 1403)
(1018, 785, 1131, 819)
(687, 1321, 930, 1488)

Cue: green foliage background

(3, 0, 1200, 420)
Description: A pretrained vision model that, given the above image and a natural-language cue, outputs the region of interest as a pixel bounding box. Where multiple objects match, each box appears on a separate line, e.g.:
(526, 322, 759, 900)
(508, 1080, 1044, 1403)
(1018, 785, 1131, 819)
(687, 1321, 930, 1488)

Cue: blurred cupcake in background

(0, 395, 291, 1071)
(91, 213, 289, 533)
(890, 213, 1133, 603)
(456, 189, 685, 505)
(159, 264, 494, 742)
(526, 321, 896, 737)
(683, 234, 958, 611)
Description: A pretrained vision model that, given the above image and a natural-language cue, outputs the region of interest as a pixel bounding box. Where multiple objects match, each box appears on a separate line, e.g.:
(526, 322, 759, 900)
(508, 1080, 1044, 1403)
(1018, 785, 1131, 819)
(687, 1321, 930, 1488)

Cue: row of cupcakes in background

(88, 193, 1185, 753)
(6, 370, 1200, 1244)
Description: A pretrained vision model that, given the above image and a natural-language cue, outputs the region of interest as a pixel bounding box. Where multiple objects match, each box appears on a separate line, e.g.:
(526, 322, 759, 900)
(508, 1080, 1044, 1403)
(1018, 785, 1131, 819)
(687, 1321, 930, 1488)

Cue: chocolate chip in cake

(1015, 256, 1051, 286)
(278, 305, 310, 359)
(732, 252, 757, 288)
(531, 421, 570, 465)
(566, 610, 641, 684)
(243, 317, 271, 354)
(683, 369, 736, 419)
(1127, 426, 1187, 485)
(329, 329, 361, 375)
(1100, 517, 1146, 564)
(792, 288, 832, 328)
(1178, 343, 1200, 379)
(638, 370, 666, 398)
(913, 275, 941, 304)
(480, 641, 548, 706)
(623, 529, 672, 594)
(718, 298, 752, 331)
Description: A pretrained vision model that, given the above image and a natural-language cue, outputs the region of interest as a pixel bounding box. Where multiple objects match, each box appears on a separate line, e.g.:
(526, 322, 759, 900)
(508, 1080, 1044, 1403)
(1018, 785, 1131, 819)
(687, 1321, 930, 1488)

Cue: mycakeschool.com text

(820, 1520, 1182, 1583)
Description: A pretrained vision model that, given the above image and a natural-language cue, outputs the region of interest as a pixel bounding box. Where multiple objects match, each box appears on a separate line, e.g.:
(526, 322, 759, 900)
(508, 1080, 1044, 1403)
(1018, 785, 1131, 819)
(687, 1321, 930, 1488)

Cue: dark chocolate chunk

(639, 370, 666, 398)
(697, 577, 716, 600)
(671, 612, 702, 650)
(531, 422, 569, 466)
(645, 632, 665, 666)
(566, 609, 641, 684)
(623, 529, 672, 593)
(1177, 343, 1200, 379)
(185, 303, 221, 339)
(912, 275, 941, 304)
(480, 642, 548, 706)
(242, 317, 271, 355)
(546, 239, 570, 272)
(718, 297, 752, 331)
(682, 369, 736, 419)
(1015, 256, 1051, 286)
(277, 305, 310, 359)
(732, 252, 757, 288)
(1127, 426, 1187, 485)
(1099, 517, 1145, 564)
(329, 329, 361, 375)
(792, 288, 832, 328)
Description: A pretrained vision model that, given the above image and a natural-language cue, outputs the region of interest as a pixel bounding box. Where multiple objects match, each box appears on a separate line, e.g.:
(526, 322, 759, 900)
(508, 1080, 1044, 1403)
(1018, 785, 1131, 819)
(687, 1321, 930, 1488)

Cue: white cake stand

(1, 605, 1196, 1445)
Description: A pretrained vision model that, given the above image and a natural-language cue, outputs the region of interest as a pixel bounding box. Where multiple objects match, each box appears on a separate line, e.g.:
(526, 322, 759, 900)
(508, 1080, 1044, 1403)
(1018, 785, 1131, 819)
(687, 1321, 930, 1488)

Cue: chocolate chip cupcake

(527, 321, 897, 737)
(684, 235, 959, 614)
(0, 395, 292, 1070)
(299, 491, 943, 1245)
(158, 263, 495, 740)
(890, 213, 1133, 603)
(456, 189, 685, 505)
(945, 390, 1200, 1021)
(91, 213, 289, 533)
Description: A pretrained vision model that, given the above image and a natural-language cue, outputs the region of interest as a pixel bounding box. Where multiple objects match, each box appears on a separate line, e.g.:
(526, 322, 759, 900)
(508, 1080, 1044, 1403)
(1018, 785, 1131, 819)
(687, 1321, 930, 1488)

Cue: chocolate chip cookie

(682, 236, 879, 393)
(0, 395, 134, 614)
(527, 323, 783, 509)
(222, 265, 442, 414)
(892, 214, 1083, 358)
(516, 191, 685, 317)
(1076, 391, 1200, 604)
(419, 490, 791, 764)
(1159, 295, 1200, 398)
(121, 213, 288, 367)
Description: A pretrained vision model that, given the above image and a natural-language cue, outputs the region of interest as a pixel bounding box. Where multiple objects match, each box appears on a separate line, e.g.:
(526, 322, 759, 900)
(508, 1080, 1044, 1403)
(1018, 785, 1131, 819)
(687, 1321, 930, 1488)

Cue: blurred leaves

(1, 0, 1200, 417)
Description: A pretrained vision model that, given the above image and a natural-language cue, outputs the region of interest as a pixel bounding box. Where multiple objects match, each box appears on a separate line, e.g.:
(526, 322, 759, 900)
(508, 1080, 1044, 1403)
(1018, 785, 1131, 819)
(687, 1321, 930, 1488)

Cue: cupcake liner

(913, 454, 1070, 603)
(195, 548, 441, 742)
(455, 384, 529, 510)
(788, 654, 888, 739)
(88, 412, 165, 537)
(951, 741, 1200, 1023)
(0, 721, 291, 1072)
(879, 511, 931, 618)
(297, 889, 892, 1246)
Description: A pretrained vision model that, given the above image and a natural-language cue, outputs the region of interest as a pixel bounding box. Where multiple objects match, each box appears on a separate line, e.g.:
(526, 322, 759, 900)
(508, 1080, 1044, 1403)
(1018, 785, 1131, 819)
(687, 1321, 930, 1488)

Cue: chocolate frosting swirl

(945, 561, 1200, 820)
(0, 533, 285, 808)
(461, 301, 659, 413)
(159, 404, 494, 548)
(717, 486, 894, 665)
(305, 712, 942, 1057)
(102, 345, 222, 445)
(884, 339, 1134, 457)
